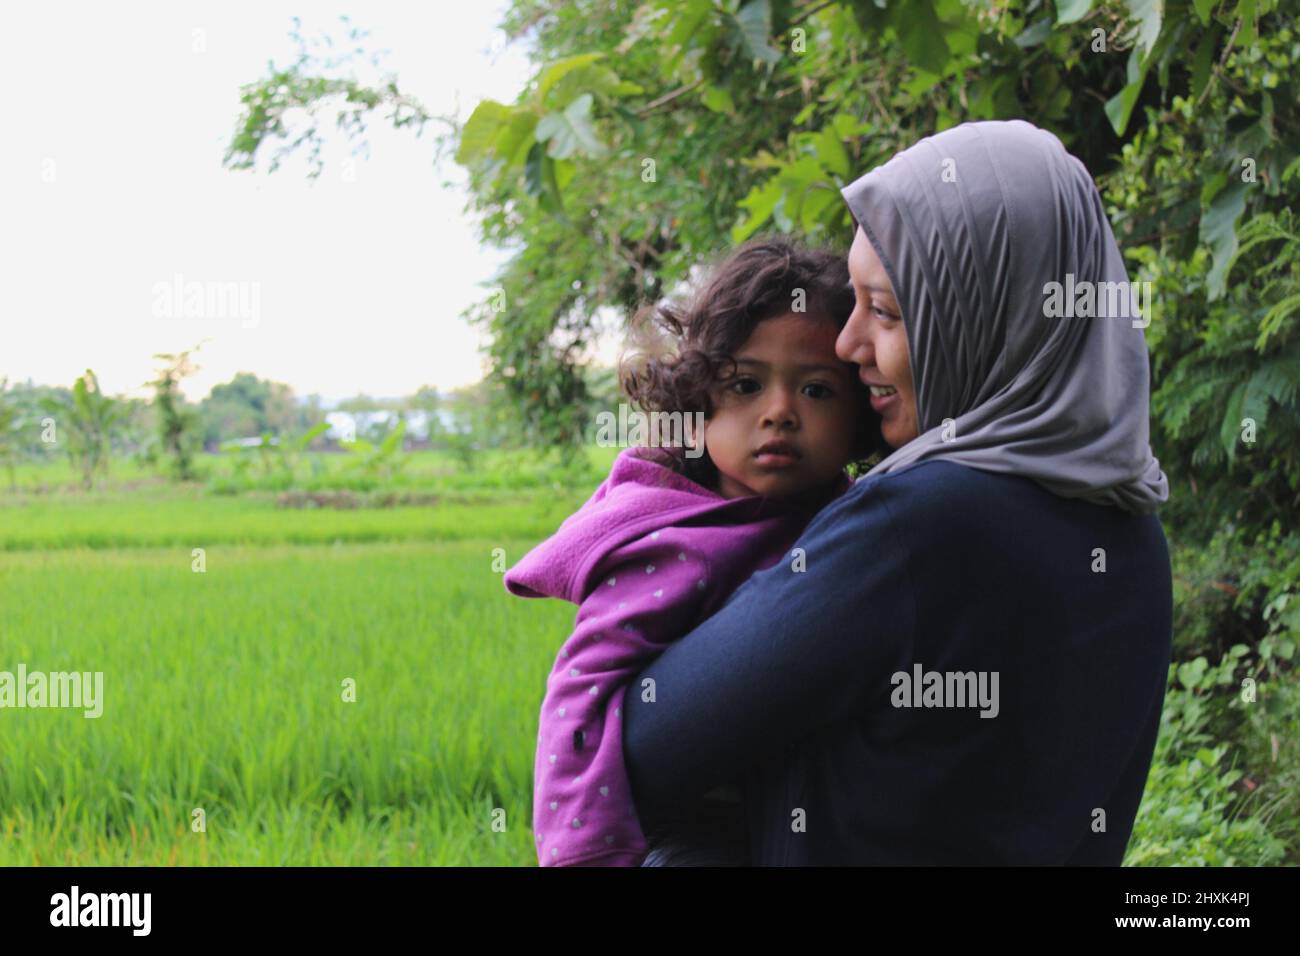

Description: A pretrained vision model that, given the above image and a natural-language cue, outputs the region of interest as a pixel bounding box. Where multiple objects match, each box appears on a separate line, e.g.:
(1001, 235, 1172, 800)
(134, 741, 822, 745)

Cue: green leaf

(1282, 154, 1300, 185)
(732, 176, 784, 243)
(1102, 0, 1166, 135)
(292, 422, 330, 452)
(701, 85, 736, 114)
(1055, 0, 1092, 24)
(554, 158, 577, 193)
(1219, 380, 1247, 459)
(734, 0, 782, 67)
(832, 113, 870, 139)
(535, 93, 606, 160)
(1200, 171, 1228, 207)
(799, 185, 841, 232)
(380, 419, 407, 456)
(1235, 0, 1257, 49)
(1103, 60, 1144, 136)
(1199, 180, 1248, 301)
(1128, 0, 1163, 59)
(1189, 24, 1222, 102)
(1192, 0, 1216, 25)
(793, 102, 818, 125)
(1014, 19, 1054, 48)
(772, 194, 793, 232)
(1177, 657, 1209, 690)
(536, 53, 605, 103)
(902, 70, 943, 97)
(523, 140, 567, 220)
(894, 1, 951, 75)
(456, 100, 512, 165)
(811, 126, 850, 179)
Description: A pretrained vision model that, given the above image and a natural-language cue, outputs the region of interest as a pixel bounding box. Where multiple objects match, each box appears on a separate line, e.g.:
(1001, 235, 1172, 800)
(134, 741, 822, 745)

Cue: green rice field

(0, 449, 614, 864)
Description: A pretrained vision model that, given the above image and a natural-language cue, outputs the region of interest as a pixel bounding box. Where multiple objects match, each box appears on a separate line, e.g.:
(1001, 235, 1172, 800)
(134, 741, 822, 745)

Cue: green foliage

(340, 418, 409, 483)
(0, 378, 21, 490)
(149, 350, 202, 482)
(1127, 645, 1289, 865)
(216, 422, 331, 492)
(199, 372, 313, 447)
(38, 370, 126, 491)
(224, 15, 442, 179)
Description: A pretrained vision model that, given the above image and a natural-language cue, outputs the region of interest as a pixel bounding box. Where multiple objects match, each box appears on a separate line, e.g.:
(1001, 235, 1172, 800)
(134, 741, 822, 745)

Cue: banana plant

(219, 422, 330, 488)
(339, 418, 408, 483)
(39, 369, 125, 490)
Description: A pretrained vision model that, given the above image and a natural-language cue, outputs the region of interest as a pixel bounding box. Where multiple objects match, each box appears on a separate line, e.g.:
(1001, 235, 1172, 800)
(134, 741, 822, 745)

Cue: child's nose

(762, 384, 798, 425)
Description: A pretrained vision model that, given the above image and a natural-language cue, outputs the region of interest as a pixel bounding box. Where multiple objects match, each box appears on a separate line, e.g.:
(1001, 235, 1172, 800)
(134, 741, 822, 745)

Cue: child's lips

(754, 443, 800, 467)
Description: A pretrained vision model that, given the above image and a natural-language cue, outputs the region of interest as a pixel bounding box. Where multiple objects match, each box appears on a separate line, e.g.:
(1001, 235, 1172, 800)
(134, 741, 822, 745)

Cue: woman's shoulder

(842, 458, 1165, 545)
(845, 459, 1003, 511)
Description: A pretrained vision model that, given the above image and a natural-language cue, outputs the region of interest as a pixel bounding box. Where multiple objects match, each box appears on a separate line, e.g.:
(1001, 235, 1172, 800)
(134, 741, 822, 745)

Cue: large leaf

(1235, 0, 1258, 49)
(456, 100, 512, 165)
(733, 0, 782, 67)
(1056, 0, 1092, 24)
(732, 176, 784, 243)
(700, 85, 736, 114)
(1199, 180, 1249, 302)
(1129, 0, 1163, 59)
(523, 140, 565, 216)
(291, 422, 330, 452)
(380, 418, 407, 456)
(1219, 380, 1248, 460)
(536, 53, 606, 103)
(1103, 0, 1165, 136)
(811, 126, 850, 179)
(535, 93, 606, 160)
(893, 0, 951, 75)
(1189, 24, 1223, 102)
(1104, 46, 1152, 136)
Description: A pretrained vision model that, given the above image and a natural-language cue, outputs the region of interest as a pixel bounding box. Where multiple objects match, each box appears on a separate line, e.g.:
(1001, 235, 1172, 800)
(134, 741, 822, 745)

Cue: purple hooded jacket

(504, 446, 851, 866)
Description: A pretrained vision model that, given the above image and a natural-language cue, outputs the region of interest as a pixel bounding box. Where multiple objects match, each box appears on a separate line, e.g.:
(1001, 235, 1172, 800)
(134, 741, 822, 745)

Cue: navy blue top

(621, 460, 1173, 865)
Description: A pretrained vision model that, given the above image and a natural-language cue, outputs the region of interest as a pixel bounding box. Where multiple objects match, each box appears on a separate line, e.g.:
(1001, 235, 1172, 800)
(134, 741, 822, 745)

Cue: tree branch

(635, 79, 703, 116)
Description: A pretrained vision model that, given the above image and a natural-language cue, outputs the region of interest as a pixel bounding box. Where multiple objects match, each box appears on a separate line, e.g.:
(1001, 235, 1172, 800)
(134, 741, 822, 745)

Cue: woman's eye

(874, 306, 900, 322)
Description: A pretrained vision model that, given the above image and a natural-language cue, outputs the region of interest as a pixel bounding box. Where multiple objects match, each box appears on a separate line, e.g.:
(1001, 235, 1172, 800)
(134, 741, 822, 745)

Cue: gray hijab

(840, 119, 1168, 513)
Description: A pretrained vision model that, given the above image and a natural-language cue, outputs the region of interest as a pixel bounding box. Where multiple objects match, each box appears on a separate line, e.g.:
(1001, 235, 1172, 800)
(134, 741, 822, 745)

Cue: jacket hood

(504, 446, 847, 604)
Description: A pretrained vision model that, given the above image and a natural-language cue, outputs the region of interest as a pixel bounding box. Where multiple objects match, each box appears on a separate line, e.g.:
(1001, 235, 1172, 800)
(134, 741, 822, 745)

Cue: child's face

(704, 312, 864, 501)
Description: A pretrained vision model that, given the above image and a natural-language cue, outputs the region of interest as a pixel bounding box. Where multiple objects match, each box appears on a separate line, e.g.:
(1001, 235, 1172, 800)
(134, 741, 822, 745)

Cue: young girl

(504, 237, 884, 866)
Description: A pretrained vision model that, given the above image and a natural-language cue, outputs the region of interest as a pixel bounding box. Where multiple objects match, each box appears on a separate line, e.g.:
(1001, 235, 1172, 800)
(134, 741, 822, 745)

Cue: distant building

(324, 408, 461, 444)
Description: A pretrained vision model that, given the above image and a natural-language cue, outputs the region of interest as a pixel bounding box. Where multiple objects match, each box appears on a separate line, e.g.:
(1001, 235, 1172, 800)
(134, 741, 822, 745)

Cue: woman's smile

(859, 369, 900, 413)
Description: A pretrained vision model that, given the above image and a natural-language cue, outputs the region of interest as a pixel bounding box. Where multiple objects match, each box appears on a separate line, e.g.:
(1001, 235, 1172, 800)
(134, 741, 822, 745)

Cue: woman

(622, 119, 1173, 865)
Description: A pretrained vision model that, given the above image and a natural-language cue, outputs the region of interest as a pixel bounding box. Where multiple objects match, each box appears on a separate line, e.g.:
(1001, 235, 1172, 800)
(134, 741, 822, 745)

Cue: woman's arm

(620, 477, 916, 822)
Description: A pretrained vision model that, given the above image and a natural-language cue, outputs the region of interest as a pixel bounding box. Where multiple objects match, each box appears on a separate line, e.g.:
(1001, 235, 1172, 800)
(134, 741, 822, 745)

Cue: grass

(0, 448, 604, 865)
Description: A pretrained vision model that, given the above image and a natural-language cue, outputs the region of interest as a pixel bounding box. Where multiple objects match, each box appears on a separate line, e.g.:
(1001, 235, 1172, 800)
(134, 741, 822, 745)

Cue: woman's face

(837, 227, 919, 448)
(704, 312, 862, 501)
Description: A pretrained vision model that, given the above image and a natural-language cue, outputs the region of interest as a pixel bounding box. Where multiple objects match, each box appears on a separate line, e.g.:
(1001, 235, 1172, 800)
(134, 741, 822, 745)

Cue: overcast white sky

(1, 1, 618, 404)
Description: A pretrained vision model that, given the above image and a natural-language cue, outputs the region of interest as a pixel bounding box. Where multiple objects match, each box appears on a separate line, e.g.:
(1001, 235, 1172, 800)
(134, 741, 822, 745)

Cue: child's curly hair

(618, 235, 887, 491)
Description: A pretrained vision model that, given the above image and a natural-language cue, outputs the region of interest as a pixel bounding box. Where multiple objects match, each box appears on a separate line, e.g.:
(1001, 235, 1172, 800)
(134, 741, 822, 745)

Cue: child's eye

(805, 383, 834, 399)
(729, 378, 759, 394)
